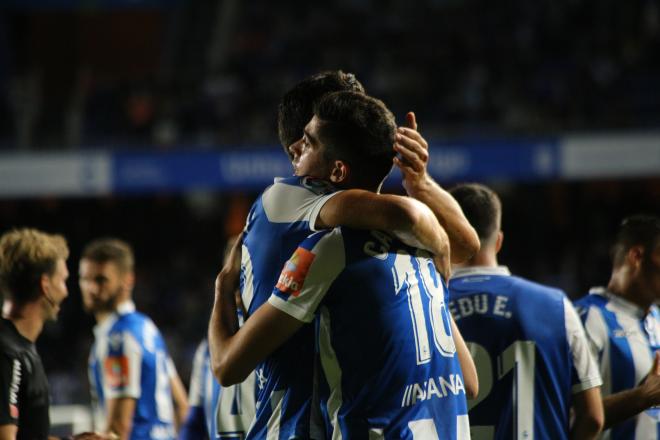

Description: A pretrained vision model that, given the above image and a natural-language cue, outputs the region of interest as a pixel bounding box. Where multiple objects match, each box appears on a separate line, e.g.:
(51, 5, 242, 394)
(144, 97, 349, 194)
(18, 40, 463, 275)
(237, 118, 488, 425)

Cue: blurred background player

(211, 91, 474, 439)
(79, 238, 188, 440)
(575, 215, 660, 439)
(179, 236, 255, 440)
(0, 228, 104, 440)
(447, 183, 604, 439)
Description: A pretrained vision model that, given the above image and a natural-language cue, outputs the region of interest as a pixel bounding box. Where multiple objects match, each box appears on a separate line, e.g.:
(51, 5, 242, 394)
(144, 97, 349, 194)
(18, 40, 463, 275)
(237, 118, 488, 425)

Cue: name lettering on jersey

(400, 374, 466, 407)
(104, 355, 130, 389)
(364, 230, 393, 260)
(9, 359, 20, 419)
(449, 294, 512, 321)
(276, 247, 316, 296)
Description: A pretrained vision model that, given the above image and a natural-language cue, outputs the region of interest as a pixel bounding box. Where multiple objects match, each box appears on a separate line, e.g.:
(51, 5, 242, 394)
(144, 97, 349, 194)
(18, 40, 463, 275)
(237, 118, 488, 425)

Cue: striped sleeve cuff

(268, 295, 315, 323)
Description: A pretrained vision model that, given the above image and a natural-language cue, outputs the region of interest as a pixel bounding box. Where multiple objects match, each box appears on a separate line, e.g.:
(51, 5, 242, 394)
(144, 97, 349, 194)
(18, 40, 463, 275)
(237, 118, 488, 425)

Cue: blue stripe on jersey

(308, 228, 468, 439)
(449, 270, 574, 440)
(241, 176, 338, 440)
(600, 308, 637, 439)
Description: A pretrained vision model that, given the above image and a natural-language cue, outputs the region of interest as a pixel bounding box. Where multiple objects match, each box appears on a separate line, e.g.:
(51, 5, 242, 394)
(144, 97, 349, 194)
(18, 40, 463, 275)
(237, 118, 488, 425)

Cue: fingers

(394, 136, 429, 173)
(396, 126, 428, 151)
(405, 112, 418, 130)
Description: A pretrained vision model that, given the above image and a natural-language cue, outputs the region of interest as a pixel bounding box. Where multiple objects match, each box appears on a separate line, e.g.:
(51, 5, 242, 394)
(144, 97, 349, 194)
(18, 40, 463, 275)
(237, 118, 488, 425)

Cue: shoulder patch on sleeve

(276, 247, 316, 297)
(104, 355, 130, 389)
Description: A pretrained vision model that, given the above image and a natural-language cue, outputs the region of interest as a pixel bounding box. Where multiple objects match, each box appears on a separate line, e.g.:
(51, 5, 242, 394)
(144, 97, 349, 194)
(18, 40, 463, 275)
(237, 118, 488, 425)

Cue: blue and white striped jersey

(240, 175, 340, 439)
(89, 301, 177, 440)
(448, 266, 602, 440)
(575, 287, 660, 440)
(184, 339, 256, 439)
(269, 228, 470, 440)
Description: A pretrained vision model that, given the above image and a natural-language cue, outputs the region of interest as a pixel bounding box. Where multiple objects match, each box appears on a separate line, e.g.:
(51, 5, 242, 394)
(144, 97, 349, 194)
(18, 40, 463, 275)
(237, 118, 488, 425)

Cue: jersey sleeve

(0, 354, 21, 426)
(564, 298, 603, 393)
(268, 229, 346, 323)
(102, 330, 143, 399)
(261, 180, 343, 232)
(188, 340, 209, 407)
(575, 300, 609, 367)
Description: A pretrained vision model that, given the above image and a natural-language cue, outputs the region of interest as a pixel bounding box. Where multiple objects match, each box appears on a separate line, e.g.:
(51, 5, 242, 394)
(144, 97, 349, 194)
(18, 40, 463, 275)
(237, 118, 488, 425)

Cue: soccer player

(178, 338, 256, 440)
(211, 91, 474, 439)
(79, 238, 189, 440)
(179, 238, 256, 440)
(575, 215, 660, 439)
(447, 183, 604, 439)
(0, 228, 104, 440)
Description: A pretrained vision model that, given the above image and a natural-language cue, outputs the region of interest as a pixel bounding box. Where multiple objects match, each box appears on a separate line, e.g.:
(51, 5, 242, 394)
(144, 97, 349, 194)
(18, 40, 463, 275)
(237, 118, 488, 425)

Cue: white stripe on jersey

(261, 182, 339, 227)
(241, 243, 255, 311)
(319, 306, 344, 440)
(124, 330, 144, 399)
(266, 390, 284, 440)
(583, 304, 612, 397)
(268, 229, 345, 323)
(563, 298, 602, 393)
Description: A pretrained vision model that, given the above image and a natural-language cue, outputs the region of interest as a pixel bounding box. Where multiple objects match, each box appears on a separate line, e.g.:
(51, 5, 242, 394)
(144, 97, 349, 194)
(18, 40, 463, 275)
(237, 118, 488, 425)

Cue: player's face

(288, 116, 333, 179)
(42, 258, 69, 321)
(79, 259, 125, 314)
(640, 242, 660, 302)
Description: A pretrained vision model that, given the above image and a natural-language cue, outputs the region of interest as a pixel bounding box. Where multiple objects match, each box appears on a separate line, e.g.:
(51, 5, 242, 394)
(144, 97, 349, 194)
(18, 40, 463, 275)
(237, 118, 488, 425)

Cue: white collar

(452, 266, 511, 278)
(93, 300, 136, 337)
(116, 300, 136, 315)
(590, 287, 649, 319)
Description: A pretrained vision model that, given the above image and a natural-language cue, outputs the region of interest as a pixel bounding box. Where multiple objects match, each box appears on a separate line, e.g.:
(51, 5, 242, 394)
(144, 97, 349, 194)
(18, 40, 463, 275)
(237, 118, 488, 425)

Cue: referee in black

(0, 228, 106, 440)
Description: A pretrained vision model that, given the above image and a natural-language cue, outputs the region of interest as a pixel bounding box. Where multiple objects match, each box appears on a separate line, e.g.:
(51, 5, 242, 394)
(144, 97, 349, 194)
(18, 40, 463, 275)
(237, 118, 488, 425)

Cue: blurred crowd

(1, 0, 660, 150)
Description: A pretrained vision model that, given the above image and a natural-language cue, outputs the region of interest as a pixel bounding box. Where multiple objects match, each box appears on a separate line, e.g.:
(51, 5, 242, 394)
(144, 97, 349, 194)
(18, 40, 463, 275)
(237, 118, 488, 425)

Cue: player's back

(271, 227, 470, 439)
(89, 304, 175, 440)
(241, 175, 339, 439)
(448, 267, 589, 440)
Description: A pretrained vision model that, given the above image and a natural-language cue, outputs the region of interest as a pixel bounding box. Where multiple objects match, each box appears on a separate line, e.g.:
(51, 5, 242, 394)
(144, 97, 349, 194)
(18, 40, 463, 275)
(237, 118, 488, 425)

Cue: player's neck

(608, 273, 653, 313)
(94, 310, 113, 324)
(5, 301, 44, 342)
(461, 251, 498, 268)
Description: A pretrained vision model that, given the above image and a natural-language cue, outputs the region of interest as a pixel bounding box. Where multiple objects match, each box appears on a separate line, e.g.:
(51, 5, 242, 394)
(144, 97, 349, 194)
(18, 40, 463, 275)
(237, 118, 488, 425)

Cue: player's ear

(123, 271, 136, 293)
(329, 160, 350, 184)
(40, 273, 51, 295)
(495, 231, 504, 254)
(626, 245, 644, 272)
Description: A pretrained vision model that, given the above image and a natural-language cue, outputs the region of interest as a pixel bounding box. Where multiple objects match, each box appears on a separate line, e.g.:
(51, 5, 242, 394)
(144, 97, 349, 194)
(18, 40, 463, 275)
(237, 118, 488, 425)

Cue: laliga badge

(276, 247, 315, 297)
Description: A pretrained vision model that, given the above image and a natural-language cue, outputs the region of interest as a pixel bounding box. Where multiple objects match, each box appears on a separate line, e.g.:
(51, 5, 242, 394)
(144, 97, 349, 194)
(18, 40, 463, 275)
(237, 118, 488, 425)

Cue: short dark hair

(313, 90, 396, 190)
(611, 215, 660, 267)
(449, 183, 502, 245)
(0, 228, 69, 305)
(81, 238, 135, 274)
(277, 71, 365, 151)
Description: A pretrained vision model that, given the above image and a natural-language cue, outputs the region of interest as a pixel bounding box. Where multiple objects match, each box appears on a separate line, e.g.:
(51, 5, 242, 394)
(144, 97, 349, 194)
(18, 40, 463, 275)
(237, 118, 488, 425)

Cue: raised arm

(393, 112, 480, 264)
(316, 191, 451, 278)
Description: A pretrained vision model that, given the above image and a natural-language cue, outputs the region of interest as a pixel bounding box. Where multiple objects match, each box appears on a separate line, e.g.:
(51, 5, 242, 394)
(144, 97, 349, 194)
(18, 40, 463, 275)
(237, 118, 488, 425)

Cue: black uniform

(0, 318, 50, 439)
